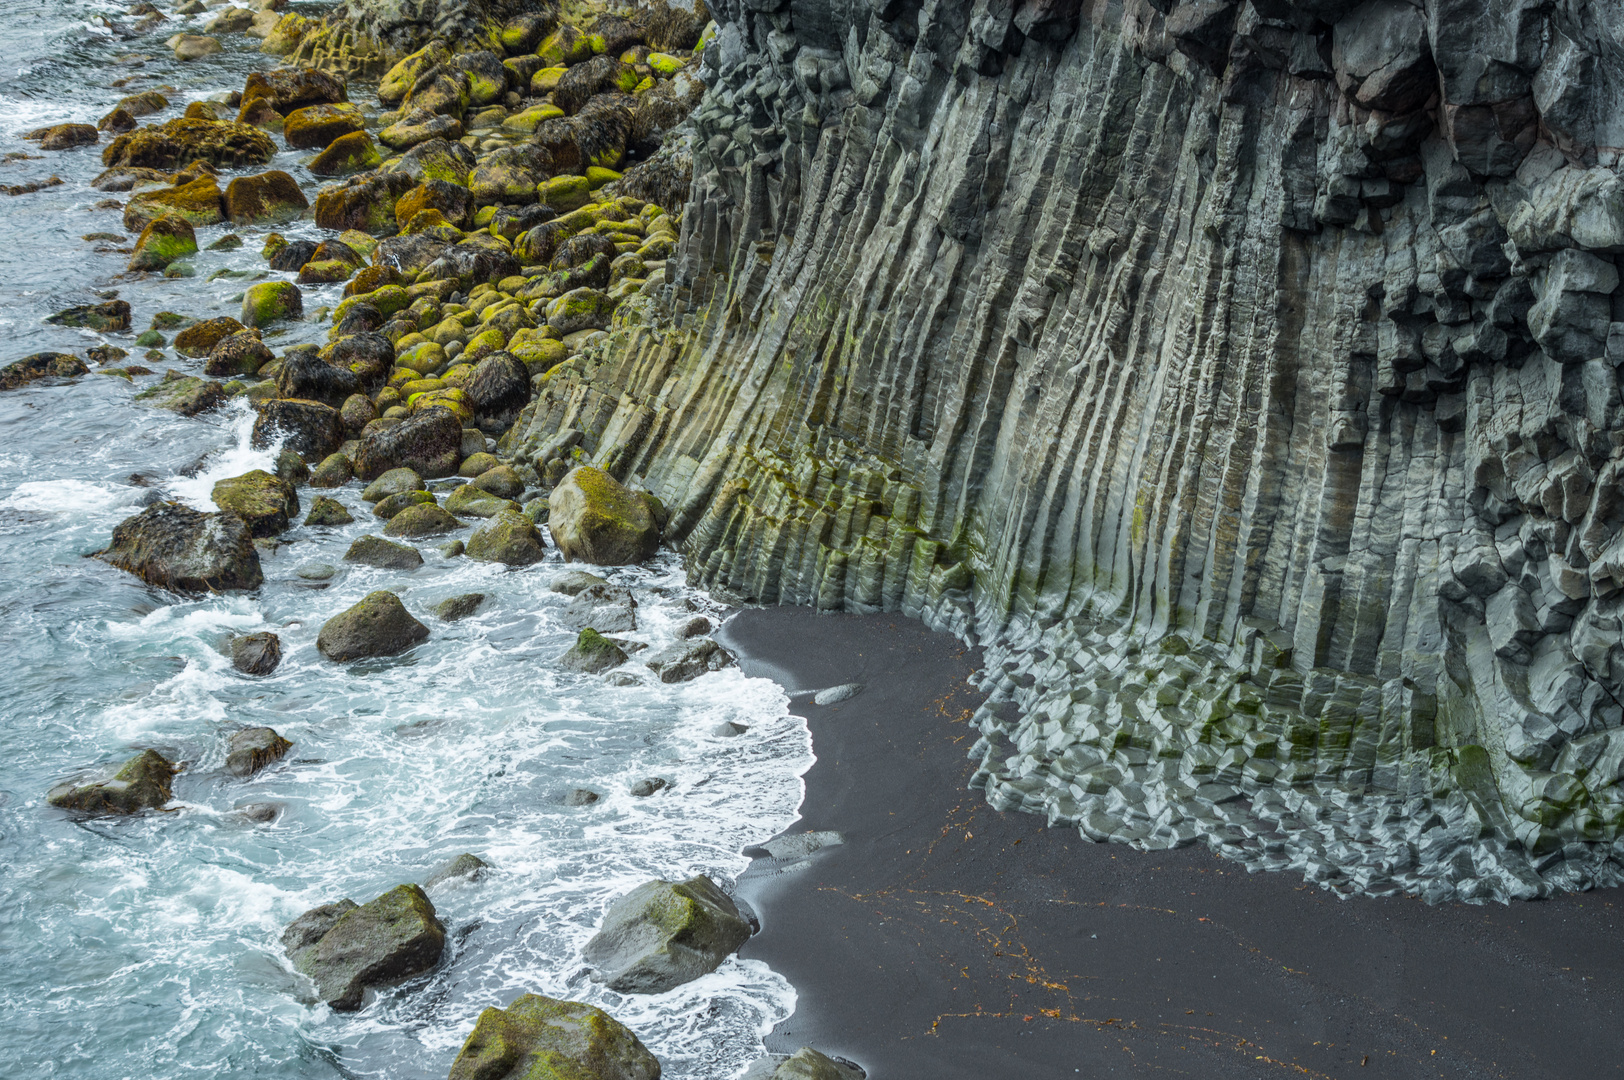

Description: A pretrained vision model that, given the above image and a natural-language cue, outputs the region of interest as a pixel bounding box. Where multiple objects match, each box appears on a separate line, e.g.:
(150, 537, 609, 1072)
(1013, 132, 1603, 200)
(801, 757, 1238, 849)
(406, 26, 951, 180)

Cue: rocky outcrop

(582, 874, 751, 993)
(499, 1, 1624, 901)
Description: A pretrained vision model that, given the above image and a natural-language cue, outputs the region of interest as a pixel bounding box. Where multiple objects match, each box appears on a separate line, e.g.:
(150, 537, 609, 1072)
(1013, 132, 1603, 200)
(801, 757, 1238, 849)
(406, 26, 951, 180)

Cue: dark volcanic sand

(718, 607, 1624, 1080)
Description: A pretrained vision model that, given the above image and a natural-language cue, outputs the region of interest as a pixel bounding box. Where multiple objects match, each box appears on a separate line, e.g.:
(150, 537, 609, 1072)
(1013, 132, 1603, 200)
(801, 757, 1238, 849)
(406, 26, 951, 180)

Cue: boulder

(241, 67, 347, 115)
(308, 130, 384, 176)
(361, 467, 425, 502)
(740, 1049, 864, 1080)
(102, 118, 275, 170)
(47, 749, 177, 815)
(445, 483, 518, 518)
(277, 350, 360, 406)
(310, 454, 355, 489)
(282, 884, 444, 1011)
(395, 179, 473, 229)
(344, 534, 424, 569)
(171, 34, 223, 60)
(0, 352, 88, 390)
(383, 502, 460, 537)
(306, 494, 354, 525)
(317, 591, 428, 660)
(213, 470, 300, 537)
(134, 374, 228, 416)
(174, 316, 248, 357)
(223, 170, 309, 224)
(582, 875, 752, 994)
(353, 405, 462, 480)
(253, 399, 345, 460)
(447, 994, 660, 1080)
(561, 581, 637, 632)
(242, 280, 303, 328)
(226, 726, 291, 774)
(433, 593, 485, 621)
(31, 122, 97, 150)
(548, 467, 660, 566)
(391, 135, 477, 185)
(128, 213, 199, 271)
(559, 628, 627, 673)
(47, 299, 131, 331)
(545, 287, 615, 335)
(643, 638, 735, 684)
(205, 331, 274, 377)
(372, 490, 436, 520)
(422, 853, 488, 889)
(462, 353, 529, 425)
(472, 466, 523, 498)
(465, 509, 547, 565)
(550, 570, 607, 596)
(283, 102, 365, 149)
(96, 502, 263, 591)
(313, 169, 416, 234)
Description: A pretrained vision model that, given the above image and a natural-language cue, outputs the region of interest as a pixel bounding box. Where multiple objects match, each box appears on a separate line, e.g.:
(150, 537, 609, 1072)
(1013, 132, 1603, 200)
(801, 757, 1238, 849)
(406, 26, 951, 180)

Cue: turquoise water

(0, 4, 807, 1076)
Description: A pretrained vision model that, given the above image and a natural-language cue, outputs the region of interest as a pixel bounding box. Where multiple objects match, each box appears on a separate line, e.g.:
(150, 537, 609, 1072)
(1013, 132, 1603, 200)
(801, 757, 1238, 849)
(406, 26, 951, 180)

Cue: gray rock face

(560, 581, 637, 633)
(583, 874, 752, 994)
(96, 502, 263, 593)
(643, 638, 734, 683)
(281, 884, 445, 1011)
(496, 0, 1624, 901)
(354, 406, 462, 481)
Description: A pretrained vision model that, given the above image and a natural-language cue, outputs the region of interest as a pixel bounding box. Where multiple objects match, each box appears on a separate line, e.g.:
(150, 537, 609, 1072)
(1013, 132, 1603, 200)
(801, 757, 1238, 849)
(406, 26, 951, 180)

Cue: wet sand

(719, 607, 1624, 1079)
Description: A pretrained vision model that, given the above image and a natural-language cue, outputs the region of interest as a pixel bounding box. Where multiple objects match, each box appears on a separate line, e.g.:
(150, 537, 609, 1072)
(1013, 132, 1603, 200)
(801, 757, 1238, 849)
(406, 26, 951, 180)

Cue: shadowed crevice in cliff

(497, 0, 1624, 903)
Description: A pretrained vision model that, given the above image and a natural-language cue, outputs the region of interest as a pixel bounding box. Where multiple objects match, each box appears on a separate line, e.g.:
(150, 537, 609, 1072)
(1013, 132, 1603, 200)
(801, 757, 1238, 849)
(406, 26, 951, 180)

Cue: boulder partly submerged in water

(281, 883, 445, 1011)
(46, 749, 178, 815)
(316, 590, 428, 661)
(0, 352, 88, 391)
(448, 993, 660, 1080)
(547, 466, 660, 566)
(95, 501, 263, 592)
(582, 874, 752, 994)
(740, 1049, 865, 1080)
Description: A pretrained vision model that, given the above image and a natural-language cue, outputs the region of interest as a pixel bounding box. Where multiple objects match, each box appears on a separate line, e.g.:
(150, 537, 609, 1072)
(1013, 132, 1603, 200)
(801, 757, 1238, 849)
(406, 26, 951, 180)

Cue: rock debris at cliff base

(507, 0, 1624, 903)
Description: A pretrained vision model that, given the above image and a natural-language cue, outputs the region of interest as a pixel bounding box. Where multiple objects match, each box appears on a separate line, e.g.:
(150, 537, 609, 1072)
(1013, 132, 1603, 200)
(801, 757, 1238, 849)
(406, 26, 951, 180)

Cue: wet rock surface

(281, 884, 445, 1011)
(96, 502, 263, 592)
(583, 873, 752, 994)
(316, 590, 428, 660)
(447, 993, 660, 1080)
(46, 749, 178, 815)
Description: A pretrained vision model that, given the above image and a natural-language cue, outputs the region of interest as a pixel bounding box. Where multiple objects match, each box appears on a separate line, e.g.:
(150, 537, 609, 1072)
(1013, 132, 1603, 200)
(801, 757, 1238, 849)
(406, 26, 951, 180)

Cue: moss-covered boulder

(354, 405, 462, 480)
(95, 501, 263, 591)
(448, 993, 660, 1080)
(310, 452, 354, 488)
(536, 173, 593, 213)
(253, 398, 345, 459)
(282, 884, 445, 1011)
(377, 41, 450, 106)
(223, 170, 309, 224)
(0, 352, 88, 390)
(205, 331, 274, 377)
(48, 299, 131, 332)
(212, 469, 300, 537)
(317, 590, 428, 661)
(128, 213, 198, 271)
(395, 179, 473, 230)
(226, 726, 291, 773)
(379, 110, 462, 152)
(30, 122, 97, 150)
(313, 169, 415, 234)
(174, 316, 248, 357)
(305, 494, 353, 525)
(547, 467, 659, 566)
(242, 67, 347, 115)
(344, 534, 423, 569)
(134, 373, 229, 416)
(309, 130, 383, 176)
(583, 875, 751, 994)
(47, 750, 177, 815)
(360, 466, 424, 502)
(123, 174, 223, 232)
(469, 144, 551, 207)
(103, 118, 275, 170)
(383, 502, 459, 538)
(537, 25, 592, 67)
(466, 509, 546, 566)
(372, 489, 436, 519)
(446, 483, 520, 519)
(283, 102, 364, 150)
(242, 280, 303, 328)
(741, 1049, 863, 1080)
(545, 287, 615, 335)
(559, 628, 627, 674)
(277, 350, 360, 406)
(472, 465, 525, 498)
(433, 593, 485, 621)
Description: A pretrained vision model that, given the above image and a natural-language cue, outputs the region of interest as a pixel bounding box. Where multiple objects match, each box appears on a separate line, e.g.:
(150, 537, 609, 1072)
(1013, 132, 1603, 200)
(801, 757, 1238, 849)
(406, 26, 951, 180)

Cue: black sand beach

(720, 608, 1624, 1080)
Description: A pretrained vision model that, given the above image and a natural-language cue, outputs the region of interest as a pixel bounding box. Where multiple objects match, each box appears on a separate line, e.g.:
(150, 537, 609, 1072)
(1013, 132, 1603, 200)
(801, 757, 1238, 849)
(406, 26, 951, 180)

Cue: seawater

(0, 4, 810, 1076)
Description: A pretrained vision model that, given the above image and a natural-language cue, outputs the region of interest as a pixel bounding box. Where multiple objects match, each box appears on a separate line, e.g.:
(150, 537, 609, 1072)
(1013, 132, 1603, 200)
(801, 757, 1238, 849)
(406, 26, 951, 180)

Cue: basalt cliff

(498, 0, 1624, 902)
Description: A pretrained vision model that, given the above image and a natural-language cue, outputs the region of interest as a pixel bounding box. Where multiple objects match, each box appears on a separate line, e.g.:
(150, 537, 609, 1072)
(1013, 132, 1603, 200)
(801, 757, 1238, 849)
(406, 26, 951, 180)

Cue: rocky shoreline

(8, 1, 848, 1076)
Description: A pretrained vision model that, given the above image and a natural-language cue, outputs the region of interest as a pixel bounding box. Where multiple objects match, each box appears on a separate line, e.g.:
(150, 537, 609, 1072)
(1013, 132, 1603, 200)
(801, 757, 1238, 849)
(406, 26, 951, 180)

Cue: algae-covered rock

(317, 590, 428, 661)
(583, 875, 751, 994)
(559, 627, 627, 674)
(223, 170, 309, 224)
(548, 467, 659, 566)
(308, 130, 383, 176)
(310, 453, 355, 489)
(361, 467, 424, 502)
(212, 469, 300, 537)
(447, 993, 660, 1080)
(174, 316, 248, 357)
(353, 405, 462, 480)
(445, 483, 519, 518)
(283, 102, 365, 149)
(344, 534, 423, 569)
(305, 494, 354, 525)
(241, 280, 303, 328)
(205, 331, 275, 377)
(226, 725, 291, 774)
(313, 169, 415, 234)
(242, 67, 347, 115)
(134, 373, 228, 416)
(545, 287, 615, 335)
(47, 299, 131, 332)
(252, 398, 345, 459)
(382, 502, 460, 537)
(282, 884, 444, 1011)
(123, 174, 224, 233)
(372, 489, 436, 520)
(128, 213, 199, 271)
(102, 117, 275, 170)
(47, 749, 177, 815)
(0, 352, 88, 390)
(277, 351, 360, 407)
(433, 593, 485, 621)
(466, 509, 546, 566)
(96, 501, 263, 591)
(740, 1049, 863, 1080)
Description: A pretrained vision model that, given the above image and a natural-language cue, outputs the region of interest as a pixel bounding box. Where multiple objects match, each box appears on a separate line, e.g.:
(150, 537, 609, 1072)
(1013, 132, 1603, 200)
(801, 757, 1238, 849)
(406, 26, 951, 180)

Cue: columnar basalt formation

(502, 0, 1624, 902)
